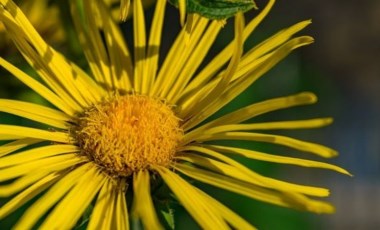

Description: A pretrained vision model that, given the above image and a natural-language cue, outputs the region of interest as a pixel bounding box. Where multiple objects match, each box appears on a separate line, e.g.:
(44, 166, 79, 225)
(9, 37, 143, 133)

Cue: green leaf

(161, 208, 175, 230)
(168, 0, 257, 20)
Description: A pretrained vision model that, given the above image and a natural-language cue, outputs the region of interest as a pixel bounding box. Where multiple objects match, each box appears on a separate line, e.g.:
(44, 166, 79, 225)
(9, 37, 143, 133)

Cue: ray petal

(0, 144, 79, 168)
(133, 0, 147, 93)
(200, 118, 333, 133)
(184, 92, 317, 142)
(13, 163, 93, 229)
(0, 138, 41, 158)
(39, 167, 106, 230)
(0, 172, 61, 219)
(0, 5, 96, 109)
(0, 125, 70, 142)
(193, 132, 338, 158)
(181, 36, 314, 126)
(88, 179, 115, 230)
(152, 165, 230, 230)
(177, 147, 332, 197)
(206, 145, 350, 175)
(174, 163, 335, 214)
(114, 179, 129, 230)
(194, 187, 257, 230)
(0, 99, 70, 129)
(131, 170, 163, 230)
(180, 0, 276, 98)
(143, 0, 167, 94)
(0, 57, 74, 116)
(0, 153, 85, 182)
(93, 0, 134, 91)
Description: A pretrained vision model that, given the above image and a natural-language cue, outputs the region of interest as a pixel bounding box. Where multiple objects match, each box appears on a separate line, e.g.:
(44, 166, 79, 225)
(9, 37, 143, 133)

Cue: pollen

(74, 95, 183, 177)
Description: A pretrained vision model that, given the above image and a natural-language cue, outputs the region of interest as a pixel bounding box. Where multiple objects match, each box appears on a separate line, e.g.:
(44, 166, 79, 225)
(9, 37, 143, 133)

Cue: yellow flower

(0, 0, 64, 55)
(0, 0, 350, 229)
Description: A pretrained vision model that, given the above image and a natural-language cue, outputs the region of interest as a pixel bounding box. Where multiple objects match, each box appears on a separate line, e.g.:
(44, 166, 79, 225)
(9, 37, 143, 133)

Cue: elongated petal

(174, 163, 335, 214)
(131, 170, 163, 230)
(88, 179, 115, 229)
(193, 132, 338, 158)
(184, 92, 317, 143)
(39, 167, 106, 230)
(151, 15, 207, 97)
(206, 145, 350, 175)
(0, 169, 56, 197)
(0, 173, 61, 219)
(201, 118, 333, 133)
(1, 1, 101, 108)
(176, 13, 244, 116)
(181, 37, 314, 124)
(143, 0, 167, 94)
(0, 144, 79, 168)
(152, 165, 230, 230)
(178, 146, 332, 197)
(0, 125, 70, 142)
(0, 153, 85, 182)
(133, 0, 147, 93)
(165, 19, 222, 102)
(94, 0, 133, 91)
(13, 163, 93, 229)
(0, 57, 74, 116)
(114, 179, 129, 230)
(194, 188, 257, 230)
(0, 138, 41, 158)
(0, 99, 70, 129)
(181, 0, 276, 97)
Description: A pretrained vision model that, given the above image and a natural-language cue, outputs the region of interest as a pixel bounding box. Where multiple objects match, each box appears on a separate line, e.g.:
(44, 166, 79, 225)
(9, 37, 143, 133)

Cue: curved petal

(152, 165, 230, 230)
(0, 99, 70, 129)
(131, 170, 163, 230)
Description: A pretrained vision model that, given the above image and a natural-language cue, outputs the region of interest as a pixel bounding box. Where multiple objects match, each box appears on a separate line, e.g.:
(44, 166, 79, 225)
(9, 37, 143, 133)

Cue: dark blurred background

(1, 0, 379, 229)
(253, 0, 380, 229)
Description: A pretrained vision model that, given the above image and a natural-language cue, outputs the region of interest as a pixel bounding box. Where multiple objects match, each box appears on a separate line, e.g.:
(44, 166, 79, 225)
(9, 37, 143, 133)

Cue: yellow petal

(0, 125, 70, 142)
(202, 118, 333, 133)
(152, 165, 230, 230)
(0, 57, 74, 116)
(88, 179, 114, 229)
(0, 170, 54, 197)
(0, 173, 61, 219)
(93, 0, 134, 91)
(131, 170, 163, 230)
(133, 0, 147, 93)
(180, 37, 314, 125)
(13, 163, 93, 229)
(184, 92, 317, 143)
(0, 153, 85, 182)
(0, 138, 41, 158)
(174, 163, 335, 214)
(151, 15, 207, 97)
(177, 146, 332, 197)
(165, 19, 222, 102)
(207, 145, 350, 175)
(119, 0, 131, 21)
(144, 0, 167, 94)
(114, 179, 129, 230)
(0, 144, 78, 168)
(177, 0, 276, 101)
(193, 132, 338, 158)
(178, 0, 186, 26)
(0, 99, 71, 129)
(0, 6, 95, 109)
(195, 188, 257, 230)
(39, 167, 106, 230)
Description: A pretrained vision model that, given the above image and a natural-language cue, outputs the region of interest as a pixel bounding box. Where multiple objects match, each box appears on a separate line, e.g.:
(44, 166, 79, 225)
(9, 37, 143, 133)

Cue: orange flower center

(75, 95, 183, 177)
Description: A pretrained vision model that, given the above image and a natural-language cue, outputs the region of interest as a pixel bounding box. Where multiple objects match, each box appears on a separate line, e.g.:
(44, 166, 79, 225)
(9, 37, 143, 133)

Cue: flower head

(0, 0, 349, 229)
